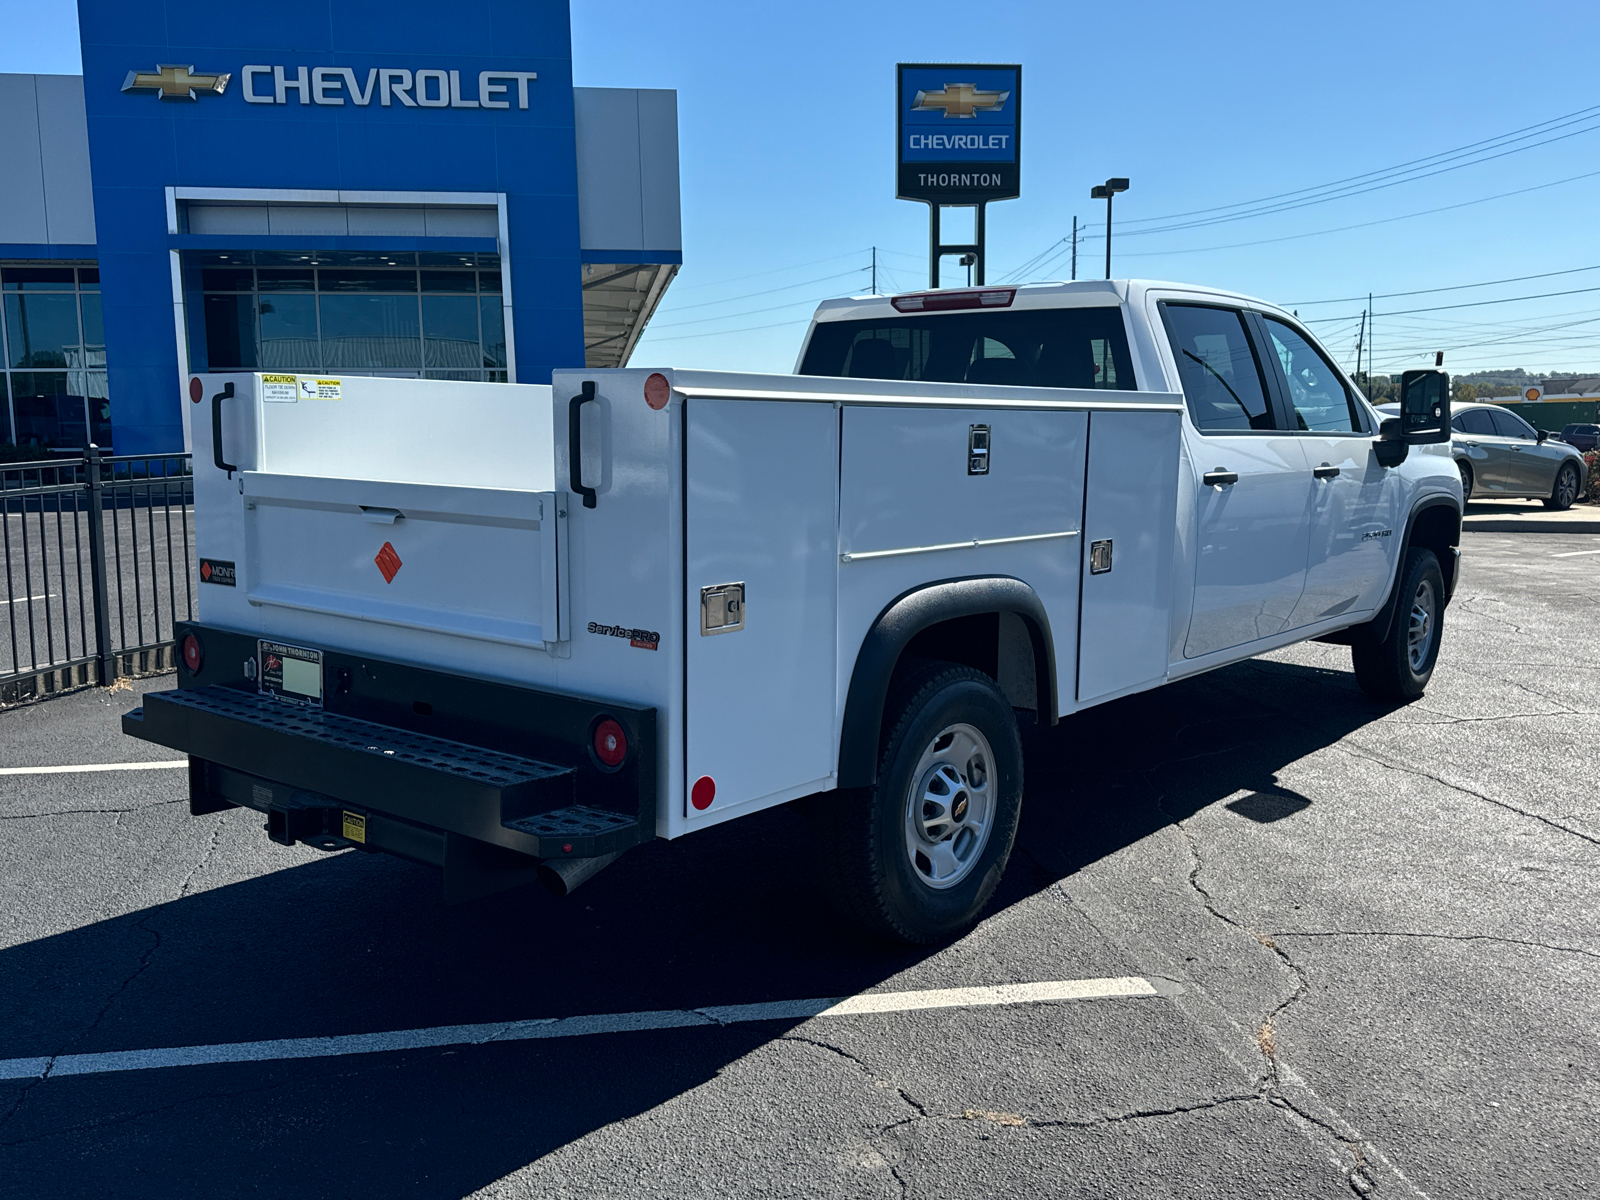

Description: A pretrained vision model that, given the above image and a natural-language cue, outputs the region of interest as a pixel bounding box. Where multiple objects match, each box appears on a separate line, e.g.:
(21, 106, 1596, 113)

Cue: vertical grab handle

(211, 381, 237, 479)
(569, 379, 598, 509)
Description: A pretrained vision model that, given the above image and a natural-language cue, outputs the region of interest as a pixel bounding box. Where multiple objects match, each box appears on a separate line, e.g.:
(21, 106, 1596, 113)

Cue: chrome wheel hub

(903, 723, 996, 890)
(1407, 578, 1436, 674)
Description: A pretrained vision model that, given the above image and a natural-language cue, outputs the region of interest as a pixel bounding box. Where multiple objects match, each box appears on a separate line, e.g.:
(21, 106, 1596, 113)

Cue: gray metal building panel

(36, 74, 96, 244)
(636, 90, 682, 255)
(574, 87, 645, 253)
(0, 75, 49, 244)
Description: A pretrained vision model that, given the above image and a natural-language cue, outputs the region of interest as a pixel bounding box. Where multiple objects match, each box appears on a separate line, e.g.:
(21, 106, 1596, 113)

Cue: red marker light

(181, 632, 203, 674)
(188, 377, 203, 404)
(644, 373, 671, 410)
(593, 718, 627, 768)
(691, 775, 716, 810)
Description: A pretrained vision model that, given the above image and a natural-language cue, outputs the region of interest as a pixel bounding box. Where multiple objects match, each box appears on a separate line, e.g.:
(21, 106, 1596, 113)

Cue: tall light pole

(1089, 177, 1129, 280)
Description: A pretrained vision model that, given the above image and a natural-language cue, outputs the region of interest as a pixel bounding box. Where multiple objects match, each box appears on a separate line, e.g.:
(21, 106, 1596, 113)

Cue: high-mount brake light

(891, 288, 1016, 314)
(593, 718, 628, 768)
(181, 632, 203, 674)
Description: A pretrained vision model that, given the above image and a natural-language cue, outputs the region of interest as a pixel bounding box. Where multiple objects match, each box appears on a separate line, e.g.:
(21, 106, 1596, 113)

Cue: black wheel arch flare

(837, 576, 1057, 789)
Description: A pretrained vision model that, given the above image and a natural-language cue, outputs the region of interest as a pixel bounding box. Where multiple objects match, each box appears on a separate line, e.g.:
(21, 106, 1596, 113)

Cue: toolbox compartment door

(240, 472, 568, 650)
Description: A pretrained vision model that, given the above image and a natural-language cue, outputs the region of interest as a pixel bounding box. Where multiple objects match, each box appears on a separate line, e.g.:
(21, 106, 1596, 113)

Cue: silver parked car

(1379, 401, 1587, 509)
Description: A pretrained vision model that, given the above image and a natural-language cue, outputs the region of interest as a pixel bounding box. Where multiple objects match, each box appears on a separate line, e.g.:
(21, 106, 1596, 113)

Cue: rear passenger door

(1160, 302, 1311, 660)
(1255, 315, 1402, 627)
(1453, 407, 1510, 491)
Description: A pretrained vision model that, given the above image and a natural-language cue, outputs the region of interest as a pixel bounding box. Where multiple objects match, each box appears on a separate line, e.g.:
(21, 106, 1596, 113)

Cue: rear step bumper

(124, 686, 650, 866)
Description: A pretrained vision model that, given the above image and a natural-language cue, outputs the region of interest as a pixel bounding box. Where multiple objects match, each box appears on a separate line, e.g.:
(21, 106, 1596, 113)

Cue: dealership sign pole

(897, 63, 1021, 289)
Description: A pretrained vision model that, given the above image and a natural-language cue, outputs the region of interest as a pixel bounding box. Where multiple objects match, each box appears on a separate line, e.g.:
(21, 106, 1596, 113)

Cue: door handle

(568, 379, 598, 509)
(1313, 464, 1340, 479)
(211, 381, 236, 479)
(1202, 469, 1238, 487)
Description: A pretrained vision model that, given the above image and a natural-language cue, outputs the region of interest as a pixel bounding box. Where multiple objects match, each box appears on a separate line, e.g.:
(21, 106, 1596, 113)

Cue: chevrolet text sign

(122, 63, 539, 109)
(897, 63, 1021, 204)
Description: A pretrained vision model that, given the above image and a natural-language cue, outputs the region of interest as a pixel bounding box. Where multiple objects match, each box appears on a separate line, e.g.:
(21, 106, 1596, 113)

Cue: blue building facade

(0, 0, 680, 456)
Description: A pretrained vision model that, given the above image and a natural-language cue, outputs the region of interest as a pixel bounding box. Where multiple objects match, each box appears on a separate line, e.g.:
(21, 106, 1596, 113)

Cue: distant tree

(1453, 381, 1478, 404)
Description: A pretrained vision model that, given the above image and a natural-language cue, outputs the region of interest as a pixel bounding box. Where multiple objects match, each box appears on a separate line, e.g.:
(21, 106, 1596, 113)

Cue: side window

(1162, 304, 1275, 433)
(1456, 408, 1497, 436)
(1261, 318, 1363, 433)
(1451, 414, 1468, 432)
(1489, 409, 1535, 440)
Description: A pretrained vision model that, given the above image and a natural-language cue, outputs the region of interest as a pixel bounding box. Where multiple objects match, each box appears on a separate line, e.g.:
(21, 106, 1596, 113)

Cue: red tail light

(691, 775, 716, 810)
(593, 718, 627, 768)
(181, 632, 203, 674)
(891, 288, 1015, 313)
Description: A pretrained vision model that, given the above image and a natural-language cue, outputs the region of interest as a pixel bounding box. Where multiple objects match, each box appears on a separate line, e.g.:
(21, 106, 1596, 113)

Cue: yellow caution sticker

(342, 811, 367, 843)
(261, 374, 299, 403)
(297, 376, 342, 400)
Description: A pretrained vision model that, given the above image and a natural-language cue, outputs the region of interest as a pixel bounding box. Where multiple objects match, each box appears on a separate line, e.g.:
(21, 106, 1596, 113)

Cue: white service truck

(125, 280, 1462, 941)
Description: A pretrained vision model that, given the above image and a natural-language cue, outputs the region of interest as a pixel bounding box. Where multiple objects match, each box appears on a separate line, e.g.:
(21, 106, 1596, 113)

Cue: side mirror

(1536, 428, 1549, 445)
(1374, 418, 1409, 467)
(1399, 369, 1451, 444)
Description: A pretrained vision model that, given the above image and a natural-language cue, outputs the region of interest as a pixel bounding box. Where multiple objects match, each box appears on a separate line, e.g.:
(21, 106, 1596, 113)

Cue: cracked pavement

(1, 530, 1597, 1197)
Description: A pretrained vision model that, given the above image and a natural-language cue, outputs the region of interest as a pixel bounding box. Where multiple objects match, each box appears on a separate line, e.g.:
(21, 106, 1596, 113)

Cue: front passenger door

(1162, 303, 1311, 660)
(1255, 315, 1401, 627)
(1488, 407, 1559, 495)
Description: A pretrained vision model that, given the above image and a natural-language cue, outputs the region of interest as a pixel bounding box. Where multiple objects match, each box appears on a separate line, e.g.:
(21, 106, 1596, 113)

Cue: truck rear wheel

(829, 663, 1023, 943)
(1351, 548, 1444, 702)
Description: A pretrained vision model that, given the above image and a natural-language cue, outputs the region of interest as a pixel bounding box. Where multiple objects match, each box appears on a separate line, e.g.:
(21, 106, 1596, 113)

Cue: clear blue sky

(7, 0, 1600, 379)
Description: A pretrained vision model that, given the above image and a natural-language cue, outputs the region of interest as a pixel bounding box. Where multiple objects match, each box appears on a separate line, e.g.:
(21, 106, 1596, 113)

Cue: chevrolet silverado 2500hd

(124, 280, 1461, 941)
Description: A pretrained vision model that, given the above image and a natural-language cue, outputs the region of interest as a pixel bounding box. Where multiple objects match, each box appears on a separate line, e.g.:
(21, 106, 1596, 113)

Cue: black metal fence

(1, 449, 194, 705)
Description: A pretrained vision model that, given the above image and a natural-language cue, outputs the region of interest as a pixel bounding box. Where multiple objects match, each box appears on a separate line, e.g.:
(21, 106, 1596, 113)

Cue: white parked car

(126, 280, 1462, 941)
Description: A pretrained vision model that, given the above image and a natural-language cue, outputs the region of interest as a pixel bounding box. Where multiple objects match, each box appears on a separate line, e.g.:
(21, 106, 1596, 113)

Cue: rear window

(797, 307, 1136, 390)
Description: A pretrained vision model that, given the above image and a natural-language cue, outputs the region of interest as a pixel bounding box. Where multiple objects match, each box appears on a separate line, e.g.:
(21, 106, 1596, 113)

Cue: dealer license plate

(258, 640, 324, 706)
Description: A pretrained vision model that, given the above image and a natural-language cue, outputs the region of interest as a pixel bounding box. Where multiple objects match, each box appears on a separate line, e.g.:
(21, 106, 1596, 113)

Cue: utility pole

(1355, 309, 1367, 386)
(1368, 292, 1374, 396)
(1090, 178, 1129, 280)
(1070, 216, 1078, 280)
(870, 247, 877, 294)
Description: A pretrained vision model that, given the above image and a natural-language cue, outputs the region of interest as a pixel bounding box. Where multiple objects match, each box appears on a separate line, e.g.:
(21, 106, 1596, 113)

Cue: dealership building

(0, 0, 681, 455)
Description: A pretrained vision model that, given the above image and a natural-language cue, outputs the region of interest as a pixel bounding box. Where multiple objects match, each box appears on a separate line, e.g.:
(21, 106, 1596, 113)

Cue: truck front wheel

(829, 663, 1023, 943)
(1351, 548, 1445, 702)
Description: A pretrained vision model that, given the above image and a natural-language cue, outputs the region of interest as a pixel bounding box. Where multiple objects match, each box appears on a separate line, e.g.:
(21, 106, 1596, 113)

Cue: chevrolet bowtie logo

(911, 83, 1010, 119)
(122, 65, 231, 102)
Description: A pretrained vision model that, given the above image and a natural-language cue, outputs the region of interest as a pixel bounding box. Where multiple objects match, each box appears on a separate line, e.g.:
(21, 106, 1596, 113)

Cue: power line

(643, 316, 812, 342)
(1116, 102, 1600, 228)
(657, 268, 866, 313)
(1288, 261, 1600, 307)
(1108, 111, 1600, 238)
(667, 250, 869, 293)
(1108, 168, 1600, 261)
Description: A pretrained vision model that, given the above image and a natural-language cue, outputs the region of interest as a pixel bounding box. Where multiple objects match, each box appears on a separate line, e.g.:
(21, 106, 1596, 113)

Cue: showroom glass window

(194, 252, 508, 381)
(0, 265, 107, 451)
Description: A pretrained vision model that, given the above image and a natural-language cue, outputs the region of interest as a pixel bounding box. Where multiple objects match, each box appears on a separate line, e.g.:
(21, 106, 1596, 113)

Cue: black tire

(827, 663, 1023, 943)
(1351, 548, 1445, 702)
(1457, 459, 1473, 503)
(1543, 462, 1580, 511)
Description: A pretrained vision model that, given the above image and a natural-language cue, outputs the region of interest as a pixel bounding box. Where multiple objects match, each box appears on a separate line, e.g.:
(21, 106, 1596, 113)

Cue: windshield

(798, 306, 1136, 390)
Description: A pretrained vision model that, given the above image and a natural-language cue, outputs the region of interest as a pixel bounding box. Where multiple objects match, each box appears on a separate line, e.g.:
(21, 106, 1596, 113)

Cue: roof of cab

(809, 279, 1296, 324)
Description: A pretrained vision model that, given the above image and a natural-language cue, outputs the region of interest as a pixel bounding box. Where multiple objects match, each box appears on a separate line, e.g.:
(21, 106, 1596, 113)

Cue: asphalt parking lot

(1, 529, 1596, 1199)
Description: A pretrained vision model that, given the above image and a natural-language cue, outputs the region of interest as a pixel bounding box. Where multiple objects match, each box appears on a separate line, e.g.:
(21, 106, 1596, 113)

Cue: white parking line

(0, 977, 1159, 1081)
(0, 761, 187, 776)
(1, 593, 56, 606)
(1550, 548, 1600, 557)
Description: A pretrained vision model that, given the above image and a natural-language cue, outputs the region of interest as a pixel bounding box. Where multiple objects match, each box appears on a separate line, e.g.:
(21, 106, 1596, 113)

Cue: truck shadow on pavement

(0, 653, 1386, 1197)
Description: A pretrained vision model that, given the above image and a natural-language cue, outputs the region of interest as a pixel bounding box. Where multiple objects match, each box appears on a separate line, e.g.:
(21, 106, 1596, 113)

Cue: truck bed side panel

(683, 399, 839, 827)
(837, 405, 1087, 723)
(1075, 409, 1181, 705)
